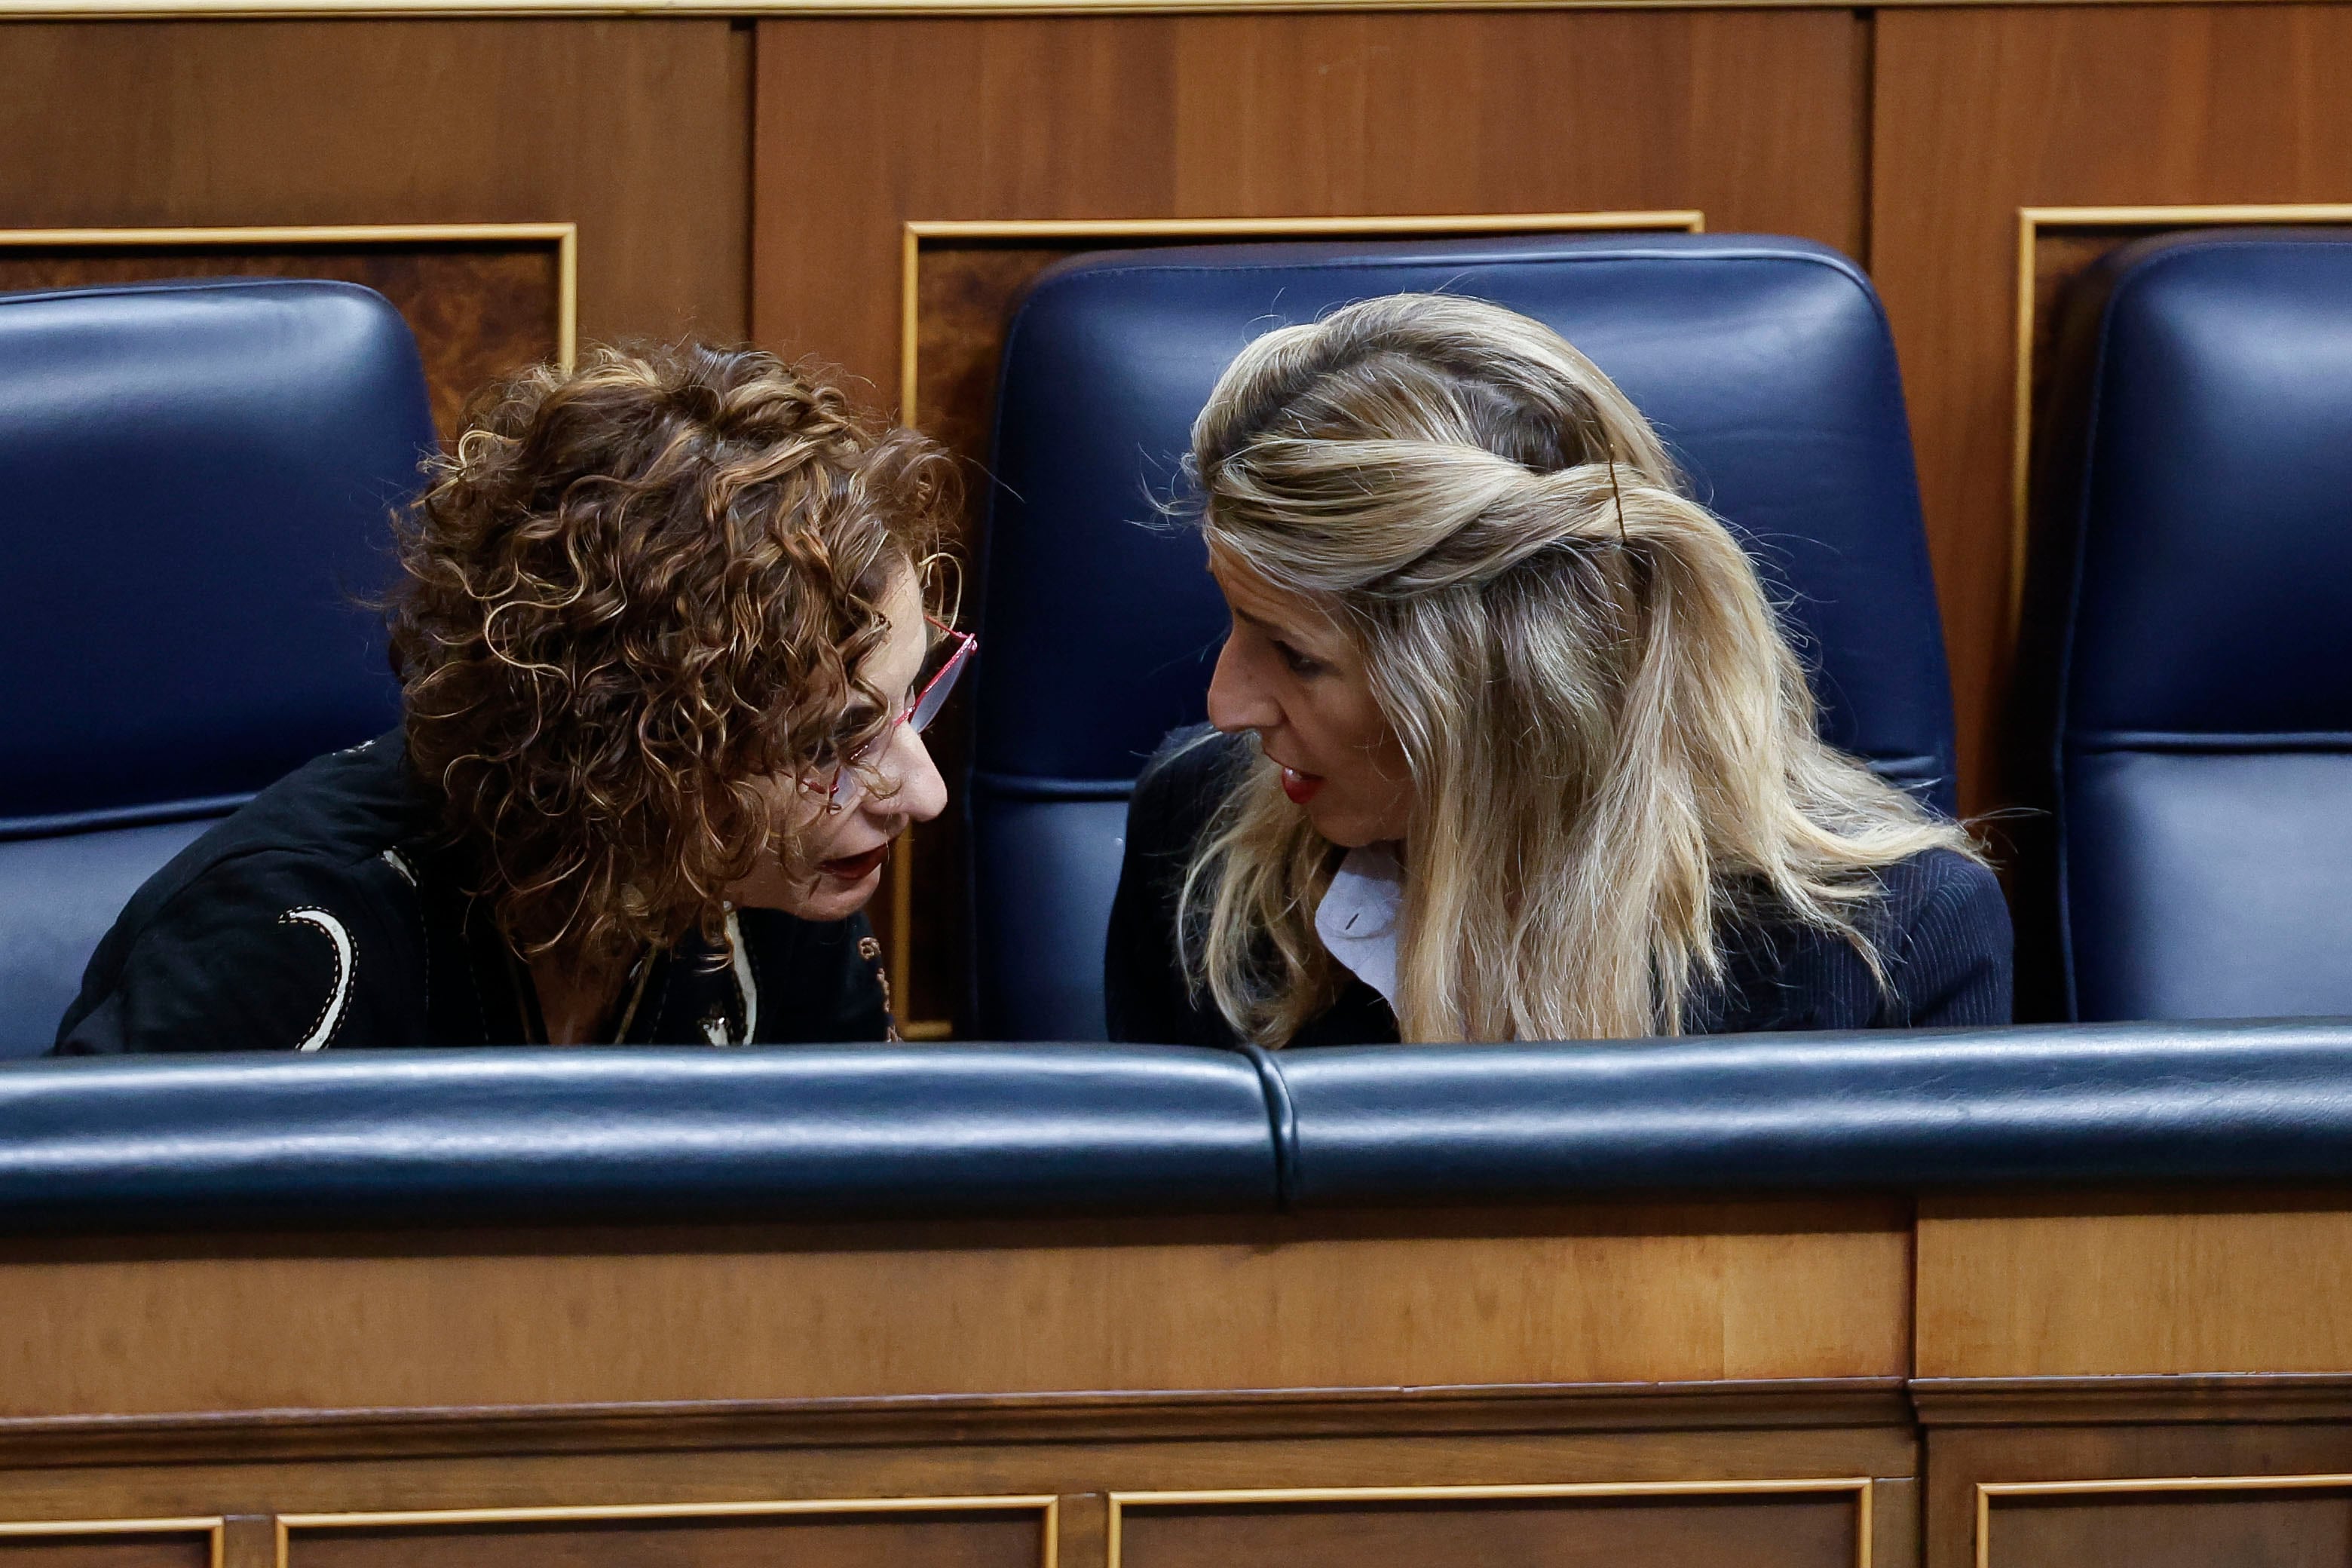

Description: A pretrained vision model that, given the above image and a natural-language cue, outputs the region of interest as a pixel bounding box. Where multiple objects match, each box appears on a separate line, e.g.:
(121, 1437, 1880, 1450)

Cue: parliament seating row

(2, 231, 2350, 1055)
(7, 1016, 2352, 1227)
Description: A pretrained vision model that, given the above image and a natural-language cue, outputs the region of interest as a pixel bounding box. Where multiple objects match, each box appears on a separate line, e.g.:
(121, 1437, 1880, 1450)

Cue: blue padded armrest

(1262, 1019, 2352, 1207)
(0, 1046, 1280, 1232)
(0, 818, 220, 1058)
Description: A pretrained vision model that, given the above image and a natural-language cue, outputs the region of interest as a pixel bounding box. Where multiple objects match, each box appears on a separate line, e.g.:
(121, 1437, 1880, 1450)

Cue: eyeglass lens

(827, 632, 974, 807)
(909, 635, 974, 734)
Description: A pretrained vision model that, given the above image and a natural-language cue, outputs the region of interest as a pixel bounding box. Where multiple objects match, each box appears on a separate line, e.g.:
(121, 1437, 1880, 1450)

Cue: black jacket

(1106, 727, 2014, 1047)
(54, 733, 890, 1052)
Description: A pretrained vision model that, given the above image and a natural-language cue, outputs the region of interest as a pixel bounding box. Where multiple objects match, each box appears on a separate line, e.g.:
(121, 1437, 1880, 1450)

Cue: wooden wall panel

(1916, 1194, 2352, 1380)
(1113, 1488, 1867, 1568)
(283, 1510, 1049, 1568)
(1923, 1425, 2352, 1568)
(0, 1416, 1913, 1538)
(1982, 1488, 2352, 1568)
(0, 1201, 1906, 1419)
(755, 11, 1867, 1023)
(0, 21, 749, 346)
(758, 9, 1864, 401)
(0, 1536, 210, 1568)
(1872, 5, 2352, 814)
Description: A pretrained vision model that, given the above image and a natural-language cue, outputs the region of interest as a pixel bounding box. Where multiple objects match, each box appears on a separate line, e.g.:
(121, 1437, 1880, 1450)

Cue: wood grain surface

(1113, 1487, 1867, 1568)
(1916, 1193, 2352, 1380)
(1871, 3, 2352, 815)
(1924, 1425, 2352, 1568)
(0, 1539, 210, 1568)
(0, 1202, 1907, 1419)
(1984, 1488, 2352, 1568)
(0, 21, 749, 346)
(283, 1511, 1048, 1568)
(0, 1423, 1923, 1568)
(0, 1420, 1915, 1521)
(758, 10, 1865, 387)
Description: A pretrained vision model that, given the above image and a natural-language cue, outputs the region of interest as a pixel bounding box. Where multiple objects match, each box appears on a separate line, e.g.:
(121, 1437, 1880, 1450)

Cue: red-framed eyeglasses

(826, 616, 977, 808)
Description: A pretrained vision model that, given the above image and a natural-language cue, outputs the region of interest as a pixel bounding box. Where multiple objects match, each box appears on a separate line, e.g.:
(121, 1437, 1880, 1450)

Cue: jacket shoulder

(54, 736, 435, 1053)
(154, 735, 431, 886)
(1879, 848, 2014, 1027)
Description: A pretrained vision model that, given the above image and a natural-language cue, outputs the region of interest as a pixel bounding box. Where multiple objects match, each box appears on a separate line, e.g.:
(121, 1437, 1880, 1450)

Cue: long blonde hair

(1178, 293, 1977, 1046)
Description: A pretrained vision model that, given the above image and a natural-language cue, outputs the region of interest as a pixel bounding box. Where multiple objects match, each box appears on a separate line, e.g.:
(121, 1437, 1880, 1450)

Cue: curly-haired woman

(57, 343, 963, 1052)
(1107, 294, 2009, 1047)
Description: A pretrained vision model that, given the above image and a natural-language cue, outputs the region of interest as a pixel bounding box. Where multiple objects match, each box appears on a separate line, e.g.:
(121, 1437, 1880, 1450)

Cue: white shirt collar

(1314, 844, 1404, 1007)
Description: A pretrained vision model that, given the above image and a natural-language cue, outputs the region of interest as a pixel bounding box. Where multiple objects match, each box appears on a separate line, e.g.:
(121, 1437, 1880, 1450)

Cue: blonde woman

(1105, 294, 2010, 1048)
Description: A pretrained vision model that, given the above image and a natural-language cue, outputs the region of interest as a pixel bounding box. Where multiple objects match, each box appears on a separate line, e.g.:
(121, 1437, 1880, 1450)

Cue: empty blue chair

(2017, 228, 2352, 1021)
(0, 279, 434, 1055)
(973, 234, 1958, 1040)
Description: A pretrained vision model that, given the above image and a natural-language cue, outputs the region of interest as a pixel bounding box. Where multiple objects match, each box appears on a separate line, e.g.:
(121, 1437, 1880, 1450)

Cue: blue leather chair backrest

(0, 279, 433, 1057)
(2018, 229, 2352, 1021)
(975, 234, 1956, 1040)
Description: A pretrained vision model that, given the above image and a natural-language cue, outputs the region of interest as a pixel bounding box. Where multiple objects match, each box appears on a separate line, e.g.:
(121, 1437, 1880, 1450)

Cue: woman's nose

(1206, 636, 1282, 735)
(871, 724, 948, 825)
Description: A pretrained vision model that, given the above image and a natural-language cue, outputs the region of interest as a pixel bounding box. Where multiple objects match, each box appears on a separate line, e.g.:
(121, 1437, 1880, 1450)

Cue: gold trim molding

(1107, 1478, 1873, 1568)
(892, 207, 1700, 1037)
(1976, 1472, 2352, 1568)
(0, 0, 2329, 17)
(275, 1496, 1058, 1568)
(0, 1516, 226, 1568)
(0, 223, 579, 373)
(2008, 203, 2352, 631)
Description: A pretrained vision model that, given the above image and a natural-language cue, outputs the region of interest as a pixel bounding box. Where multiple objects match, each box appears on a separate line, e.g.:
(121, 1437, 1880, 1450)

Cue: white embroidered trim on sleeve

(724, 908, 757, 1046)
(280, 907, 357, 1052)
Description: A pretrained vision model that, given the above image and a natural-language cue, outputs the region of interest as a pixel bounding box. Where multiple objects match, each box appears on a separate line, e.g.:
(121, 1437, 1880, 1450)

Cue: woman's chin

(1303, 803, 1375, 850)
(811, 864, 884, 919)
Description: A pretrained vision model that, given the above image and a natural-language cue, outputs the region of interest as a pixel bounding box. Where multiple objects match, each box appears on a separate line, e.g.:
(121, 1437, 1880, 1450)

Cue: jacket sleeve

(1104, 727, 1242, 1047)
(54, 852, 422, 1054)
(1889, 853, 2016, 1027)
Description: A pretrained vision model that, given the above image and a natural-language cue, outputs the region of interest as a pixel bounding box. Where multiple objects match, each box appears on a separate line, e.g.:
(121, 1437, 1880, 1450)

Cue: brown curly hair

(390, 341, 955, 964)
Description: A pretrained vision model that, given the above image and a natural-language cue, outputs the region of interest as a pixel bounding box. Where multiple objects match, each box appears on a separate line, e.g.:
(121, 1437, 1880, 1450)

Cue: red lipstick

(819, 845, 887, 882)
(1279, 767, 1325, 805)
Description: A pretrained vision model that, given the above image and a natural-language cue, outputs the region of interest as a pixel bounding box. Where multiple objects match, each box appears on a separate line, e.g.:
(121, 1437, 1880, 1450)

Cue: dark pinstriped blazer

(1105, 727, 2014, 1049)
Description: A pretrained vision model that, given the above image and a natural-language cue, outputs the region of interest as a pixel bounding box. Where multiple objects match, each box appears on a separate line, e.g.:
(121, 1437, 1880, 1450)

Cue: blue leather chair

(973, 234, 1958, 1040)
(0, 279, 434, 1056)
(2015, 229, 2352, 1021)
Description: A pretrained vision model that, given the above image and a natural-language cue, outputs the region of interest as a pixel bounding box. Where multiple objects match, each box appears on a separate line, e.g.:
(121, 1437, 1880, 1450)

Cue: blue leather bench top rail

(1267, 1018, 2352, 1206)
(3, 1021, 2351, 1231)
(0, 1046, 1279, 1230)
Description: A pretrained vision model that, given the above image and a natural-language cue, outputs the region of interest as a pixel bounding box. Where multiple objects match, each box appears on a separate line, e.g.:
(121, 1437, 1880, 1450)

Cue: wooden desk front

(3, 1190, 2345, 1566)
